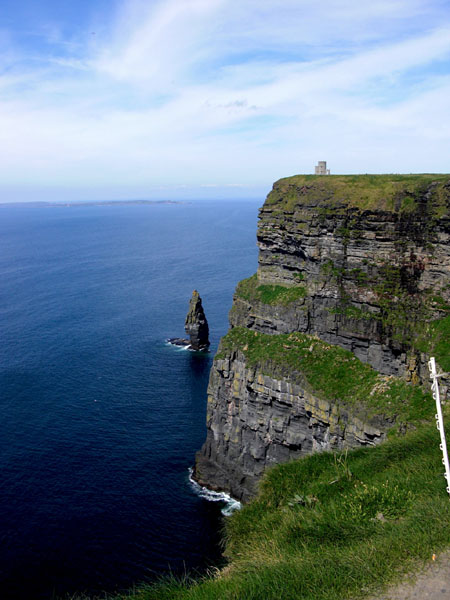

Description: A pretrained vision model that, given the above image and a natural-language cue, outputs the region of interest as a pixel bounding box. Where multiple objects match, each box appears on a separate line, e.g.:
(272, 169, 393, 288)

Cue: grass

(235, 273, 307, 306)
(416, 315, 450, 372)
(264, 174, 449, 214)
(95, 420, 450, 600)
(216, 327, 433, 425)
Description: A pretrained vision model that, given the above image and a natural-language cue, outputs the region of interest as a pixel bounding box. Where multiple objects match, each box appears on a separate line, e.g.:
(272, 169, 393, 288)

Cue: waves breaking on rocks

(188, 468, 241, 516)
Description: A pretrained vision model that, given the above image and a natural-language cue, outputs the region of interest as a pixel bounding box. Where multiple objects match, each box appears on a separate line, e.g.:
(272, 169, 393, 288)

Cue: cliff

(194, 174, 450, 502)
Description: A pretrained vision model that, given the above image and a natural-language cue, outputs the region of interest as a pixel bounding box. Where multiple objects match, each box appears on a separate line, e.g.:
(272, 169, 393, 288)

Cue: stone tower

(315, 161, 330, 175)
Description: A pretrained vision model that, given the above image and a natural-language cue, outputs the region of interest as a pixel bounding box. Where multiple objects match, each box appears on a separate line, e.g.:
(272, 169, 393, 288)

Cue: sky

(1, 0, 449, 202)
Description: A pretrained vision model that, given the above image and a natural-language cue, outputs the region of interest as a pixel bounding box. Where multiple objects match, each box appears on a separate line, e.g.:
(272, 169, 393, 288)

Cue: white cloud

(93, 0, 226, 87)
(0, 0, 449, 199)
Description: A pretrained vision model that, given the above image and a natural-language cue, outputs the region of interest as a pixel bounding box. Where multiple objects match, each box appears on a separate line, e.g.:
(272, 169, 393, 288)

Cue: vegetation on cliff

(321, 259, 450, 360)
(233, 267, 450, 374)
(416, 314, 450, 372)
(216, 327, 433, 427)
(249, 173, 450, 380)
(99, 420, 450, 600)
(235, 273, 307, 306)
(265, 174, 449, 215)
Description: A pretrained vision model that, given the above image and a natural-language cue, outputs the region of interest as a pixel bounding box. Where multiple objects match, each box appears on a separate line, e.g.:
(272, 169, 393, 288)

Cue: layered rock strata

(195, 175, 450, 501)
(195, 349, 390, 502)
(168, 290, 210, 350)
(231, 175, 450, 380)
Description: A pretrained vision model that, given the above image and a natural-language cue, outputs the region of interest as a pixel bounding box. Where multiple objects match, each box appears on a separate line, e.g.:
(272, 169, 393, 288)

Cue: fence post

(428, 357, 450, 498)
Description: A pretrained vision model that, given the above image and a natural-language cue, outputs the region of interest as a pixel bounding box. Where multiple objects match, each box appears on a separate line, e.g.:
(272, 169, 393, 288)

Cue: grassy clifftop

(105, 420, 450, 600)
(234, 273, 307, 306)
(265, 174, 449, 214)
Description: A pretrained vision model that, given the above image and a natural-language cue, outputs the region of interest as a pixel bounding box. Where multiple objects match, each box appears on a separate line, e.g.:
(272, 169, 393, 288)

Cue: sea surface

(0, 200, 259, 599)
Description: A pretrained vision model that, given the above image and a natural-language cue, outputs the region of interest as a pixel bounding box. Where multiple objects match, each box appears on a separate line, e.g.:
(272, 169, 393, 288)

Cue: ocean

(0, 200, 259, 599)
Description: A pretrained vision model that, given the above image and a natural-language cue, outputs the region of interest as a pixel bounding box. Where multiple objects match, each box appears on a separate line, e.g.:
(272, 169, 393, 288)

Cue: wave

(165, 340, 193, 351)
(188, 468, 241, 516)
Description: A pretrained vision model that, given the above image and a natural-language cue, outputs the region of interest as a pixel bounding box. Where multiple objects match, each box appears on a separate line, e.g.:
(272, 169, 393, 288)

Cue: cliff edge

(194, 175, 450, 502)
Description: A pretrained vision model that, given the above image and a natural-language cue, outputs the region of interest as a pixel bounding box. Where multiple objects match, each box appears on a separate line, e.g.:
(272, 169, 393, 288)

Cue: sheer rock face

(185, 290, 210, 350)
(194, 175, 450, 501)
(231, 176, 450, 381)
(194, 352, 390, 502)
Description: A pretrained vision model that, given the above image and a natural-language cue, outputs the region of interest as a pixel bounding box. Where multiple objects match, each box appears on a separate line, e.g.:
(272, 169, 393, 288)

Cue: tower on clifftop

(315, 161, 330, 175)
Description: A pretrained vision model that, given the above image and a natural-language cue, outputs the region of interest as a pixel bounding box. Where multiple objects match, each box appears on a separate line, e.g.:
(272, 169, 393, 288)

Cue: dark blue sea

(0, 200, 259, 600)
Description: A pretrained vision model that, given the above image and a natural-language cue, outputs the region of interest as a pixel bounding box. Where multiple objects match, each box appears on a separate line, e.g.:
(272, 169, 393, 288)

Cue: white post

(428, 357, 450, 498)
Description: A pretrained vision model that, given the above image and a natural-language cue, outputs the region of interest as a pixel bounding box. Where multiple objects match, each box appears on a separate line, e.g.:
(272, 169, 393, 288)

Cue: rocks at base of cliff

(184, 290, 210, 350)
(167, 337, 192, 347)
(167, 290, 210, 351)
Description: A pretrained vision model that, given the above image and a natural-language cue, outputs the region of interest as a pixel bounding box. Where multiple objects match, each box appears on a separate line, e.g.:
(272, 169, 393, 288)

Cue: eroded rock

(185, 290, 210, 351)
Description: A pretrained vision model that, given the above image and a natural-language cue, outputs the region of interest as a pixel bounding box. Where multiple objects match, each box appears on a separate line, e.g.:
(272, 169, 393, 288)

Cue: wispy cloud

(0, 0, 449, 200)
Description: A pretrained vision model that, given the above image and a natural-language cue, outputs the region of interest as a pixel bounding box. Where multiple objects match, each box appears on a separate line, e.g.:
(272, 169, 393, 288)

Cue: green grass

(216, 327, 433, 425)
(416, 314, 450, 372)
(95, 420, 450, 600)
(264, 174, 449, 214)
(235, 273, 307, 306)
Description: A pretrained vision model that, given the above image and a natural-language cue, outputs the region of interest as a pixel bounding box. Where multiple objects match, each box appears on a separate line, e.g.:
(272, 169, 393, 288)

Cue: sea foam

(188, 468, 241, 516)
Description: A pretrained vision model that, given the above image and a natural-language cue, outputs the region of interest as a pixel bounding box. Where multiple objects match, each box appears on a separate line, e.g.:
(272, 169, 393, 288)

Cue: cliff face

(195, 343, 391, 502)
(231, 175, 450, 380)
(195, 175, 450, 501)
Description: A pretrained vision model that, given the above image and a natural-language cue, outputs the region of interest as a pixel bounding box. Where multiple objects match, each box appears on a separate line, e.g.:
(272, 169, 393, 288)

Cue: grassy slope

(216, 327, 433, 426)
(109, 421, 450, 600)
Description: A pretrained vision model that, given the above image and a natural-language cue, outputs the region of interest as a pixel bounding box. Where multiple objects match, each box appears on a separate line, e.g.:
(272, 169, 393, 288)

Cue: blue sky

(1, 0, 449, 201)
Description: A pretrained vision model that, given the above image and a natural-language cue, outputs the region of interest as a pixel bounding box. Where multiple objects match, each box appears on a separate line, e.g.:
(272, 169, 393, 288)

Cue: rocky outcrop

(194, 349, 390, 502)
(168, 290, 210, 350)
(230, 175, 450, 381)
(194, 175, 450, 501)
(185, 290, 210, 350)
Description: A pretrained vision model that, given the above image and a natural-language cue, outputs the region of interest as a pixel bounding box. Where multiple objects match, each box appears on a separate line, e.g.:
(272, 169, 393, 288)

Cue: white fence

(428, 357, 450, 498)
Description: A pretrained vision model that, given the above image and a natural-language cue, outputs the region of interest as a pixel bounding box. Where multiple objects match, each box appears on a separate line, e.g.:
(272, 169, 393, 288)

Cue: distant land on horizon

(0, 199, 186, 207)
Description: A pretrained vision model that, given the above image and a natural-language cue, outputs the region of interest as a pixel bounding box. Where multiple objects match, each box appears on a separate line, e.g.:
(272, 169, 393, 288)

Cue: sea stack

(185, 290, 210, 350)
